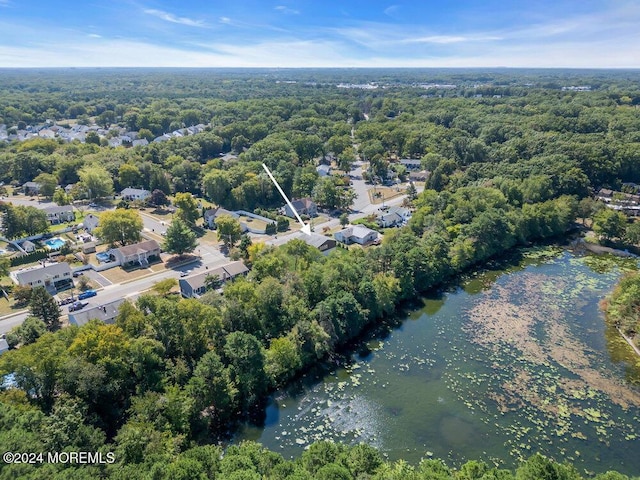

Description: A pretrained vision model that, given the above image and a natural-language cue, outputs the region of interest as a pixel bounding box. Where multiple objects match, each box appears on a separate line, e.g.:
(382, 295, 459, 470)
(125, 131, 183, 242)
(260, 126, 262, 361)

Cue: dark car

(59, 297, 75, 306)
(73, 271, 84, 278)
(78, 290, 97, 300)
(68, 301, 88, 312)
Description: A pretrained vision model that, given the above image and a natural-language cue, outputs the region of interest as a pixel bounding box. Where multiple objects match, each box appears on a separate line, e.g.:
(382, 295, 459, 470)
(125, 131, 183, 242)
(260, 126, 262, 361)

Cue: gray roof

(22, 240, 36, 249)
(83, 214, 99, 228)
(114, 239, 160, 257)
(180, 261, 249, 292)
(266, 231, 335, 250)
(121, 187, 150, 197)
(204, 207, 236, 220)
(14, 262, 72, 285)
(337, 225, 378, 240)
(0, 338, 9, 353)
(43, 205, 74, 215)
(291, 198, 316, 210)
(69, 298, 125, 327)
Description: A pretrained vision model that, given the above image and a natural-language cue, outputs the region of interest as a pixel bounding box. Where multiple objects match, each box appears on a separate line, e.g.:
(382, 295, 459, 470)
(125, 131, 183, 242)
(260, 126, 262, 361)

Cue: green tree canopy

(95, 209, 143, 246)
(29, 286, 61, 331)
(79, 164, 114, 200)
(163, 217, 198, 256)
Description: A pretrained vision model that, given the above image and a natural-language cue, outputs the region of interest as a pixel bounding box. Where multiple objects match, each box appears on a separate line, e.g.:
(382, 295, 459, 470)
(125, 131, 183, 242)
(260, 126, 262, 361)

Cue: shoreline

(617, 327, 640, 358)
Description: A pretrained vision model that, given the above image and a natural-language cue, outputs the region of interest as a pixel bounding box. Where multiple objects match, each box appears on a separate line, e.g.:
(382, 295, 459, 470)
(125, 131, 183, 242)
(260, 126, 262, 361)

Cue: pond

(235, 248, 640, 475)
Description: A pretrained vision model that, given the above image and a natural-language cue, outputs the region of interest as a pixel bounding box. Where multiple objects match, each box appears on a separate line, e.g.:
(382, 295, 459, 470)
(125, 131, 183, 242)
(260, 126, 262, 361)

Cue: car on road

(78, 289, 97, 300)
(68, 301, 88, 312)
(73, 271, 84, 278)
(180, 271, 189, 277)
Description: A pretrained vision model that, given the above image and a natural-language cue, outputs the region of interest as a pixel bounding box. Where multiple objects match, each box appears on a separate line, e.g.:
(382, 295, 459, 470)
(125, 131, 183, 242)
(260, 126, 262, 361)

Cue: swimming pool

(96, 252, 111, 263)
(44, 237, 66, 250)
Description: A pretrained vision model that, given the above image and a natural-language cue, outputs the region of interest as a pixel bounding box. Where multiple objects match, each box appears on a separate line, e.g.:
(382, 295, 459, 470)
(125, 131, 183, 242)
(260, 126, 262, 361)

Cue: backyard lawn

(368, 186, 404, 204)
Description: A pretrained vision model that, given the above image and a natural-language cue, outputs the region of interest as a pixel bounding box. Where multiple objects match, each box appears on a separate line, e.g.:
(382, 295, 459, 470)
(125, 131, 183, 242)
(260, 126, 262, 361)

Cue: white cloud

(384, 5, 399, 17)
(275, 6, 300, 15)
(88, 33, 102, 38)
(143, 8, 207, 28)
(219, 17, 231, 24)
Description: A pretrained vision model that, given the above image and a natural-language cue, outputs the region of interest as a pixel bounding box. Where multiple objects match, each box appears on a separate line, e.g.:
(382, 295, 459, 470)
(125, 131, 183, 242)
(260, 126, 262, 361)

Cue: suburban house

(132, 138, 149, 147)
(43, 205, 75, 224)
(266, 230, 336, 254)
(109, 239, 161, 268)
(83, 213, 100, 233)
(317, 164, 332, 177)
(23, 181, 41, 195)
(284, 198, 318, 219)
(409, 170, 430, 182)
(11, 262, 73, 291)
(334, 225, 380, 246)
(21, 240, 36, 253)
(68, 298, 125, 327)
(400, 159, 422, 171)
(376, 206, 412, 228)
(204, 207, 238, 229)
(179, 261, 249, 298)
(597, 189, 614, 202)
(120, 187, 151, 202)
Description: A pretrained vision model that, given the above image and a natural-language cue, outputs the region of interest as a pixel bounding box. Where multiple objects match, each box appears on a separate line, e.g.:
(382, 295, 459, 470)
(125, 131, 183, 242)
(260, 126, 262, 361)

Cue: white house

(204, 207, 238, 229)
(43, 205, 75, 225)
(334, 225, 379, 245)
(11, 262, 73, 291)
(376, 206, 412, 228)
(120, 188, 151, 202)
(109, 239, 161, 268)
(83, 213, 100, 233)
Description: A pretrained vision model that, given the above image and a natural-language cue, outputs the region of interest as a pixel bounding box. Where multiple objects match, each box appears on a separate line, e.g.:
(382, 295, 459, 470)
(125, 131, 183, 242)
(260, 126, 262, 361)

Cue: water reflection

(234, 249, 640, 475)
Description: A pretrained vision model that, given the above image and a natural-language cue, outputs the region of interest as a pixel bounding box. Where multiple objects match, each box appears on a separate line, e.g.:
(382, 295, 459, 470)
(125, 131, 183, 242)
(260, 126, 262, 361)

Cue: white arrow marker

(262, 163, 312, 235)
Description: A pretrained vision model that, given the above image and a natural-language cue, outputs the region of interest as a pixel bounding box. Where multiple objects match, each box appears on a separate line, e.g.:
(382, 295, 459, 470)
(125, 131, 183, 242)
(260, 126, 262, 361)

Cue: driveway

(83, 270, 112, 287)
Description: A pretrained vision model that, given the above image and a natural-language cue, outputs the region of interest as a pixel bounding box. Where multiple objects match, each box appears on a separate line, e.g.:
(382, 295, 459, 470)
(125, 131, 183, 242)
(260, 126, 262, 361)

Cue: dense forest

(1, 69, 640, 477)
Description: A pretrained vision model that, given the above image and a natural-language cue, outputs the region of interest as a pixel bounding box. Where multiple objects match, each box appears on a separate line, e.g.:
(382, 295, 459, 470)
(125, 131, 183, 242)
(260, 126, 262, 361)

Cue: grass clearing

(368, 186, 404, 204)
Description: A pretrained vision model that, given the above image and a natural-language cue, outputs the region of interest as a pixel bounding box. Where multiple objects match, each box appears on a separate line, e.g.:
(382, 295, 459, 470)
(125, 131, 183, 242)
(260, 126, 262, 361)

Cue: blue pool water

(44, 238, 65, 250)
(96, 252, 111, 262)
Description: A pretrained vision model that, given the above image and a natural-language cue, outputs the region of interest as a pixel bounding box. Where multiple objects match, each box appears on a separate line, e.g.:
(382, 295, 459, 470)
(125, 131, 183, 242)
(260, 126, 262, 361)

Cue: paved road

(0, 311, 29, 336)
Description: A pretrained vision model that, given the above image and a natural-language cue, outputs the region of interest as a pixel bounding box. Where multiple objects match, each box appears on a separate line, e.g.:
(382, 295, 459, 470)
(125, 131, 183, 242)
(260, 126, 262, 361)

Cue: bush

(10, 249, 48, 267)
(265, 223, 277, 235)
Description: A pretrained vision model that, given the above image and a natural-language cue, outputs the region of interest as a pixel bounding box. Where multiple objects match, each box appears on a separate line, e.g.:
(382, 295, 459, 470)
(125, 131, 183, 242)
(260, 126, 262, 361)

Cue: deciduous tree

(95, 209, 143, 246)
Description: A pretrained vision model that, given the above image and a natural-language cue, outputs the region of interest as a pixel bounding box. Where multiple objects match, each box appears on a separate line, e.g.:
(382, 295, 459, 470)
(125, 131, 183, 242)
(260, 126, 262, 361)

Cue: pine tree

(29, 286, 61, 331)
(163, 217, 198, 256)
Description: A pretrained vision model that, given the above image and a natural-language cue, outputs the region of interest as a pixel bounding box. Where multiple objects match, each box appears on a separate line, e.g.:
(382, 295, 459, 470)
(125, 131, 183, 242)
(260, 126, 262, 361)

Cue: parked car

(68, 301, 88, 312)
(78, 290, 97, 300)
(73, 271, 84, 278)
(59, 297, 75, 306)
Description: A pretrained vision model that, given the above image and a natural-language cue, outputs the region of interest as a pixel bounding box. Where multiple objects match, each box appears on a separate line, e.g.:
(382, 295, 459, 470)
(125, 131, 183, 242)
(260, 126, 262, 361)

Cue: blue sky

(0, 0, 638, 68)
